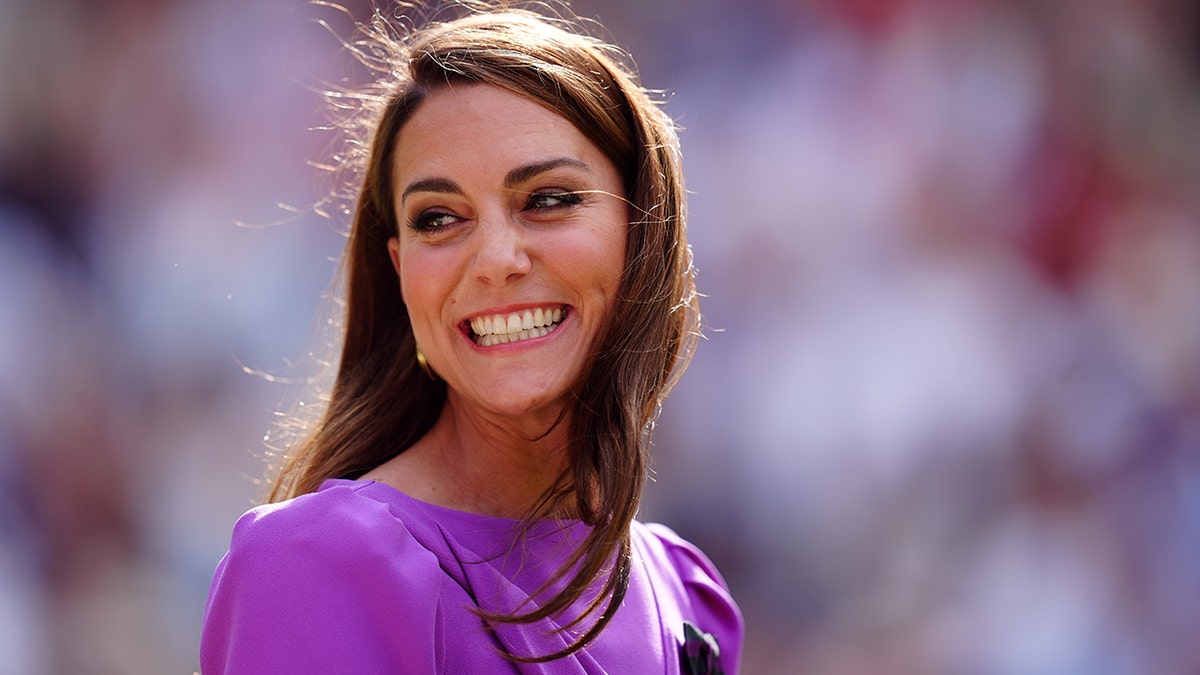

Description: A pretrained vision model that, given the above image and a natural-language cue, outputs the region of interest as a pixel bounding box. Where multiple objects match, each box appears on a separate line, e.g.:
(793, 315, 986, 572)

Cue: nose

(471, 212, 531, 285)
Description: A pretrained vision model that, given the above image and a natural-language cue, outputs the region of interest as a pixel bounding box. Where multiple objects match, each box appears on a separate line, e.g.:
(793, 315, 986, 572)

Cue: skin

(363, 84, 628, 518)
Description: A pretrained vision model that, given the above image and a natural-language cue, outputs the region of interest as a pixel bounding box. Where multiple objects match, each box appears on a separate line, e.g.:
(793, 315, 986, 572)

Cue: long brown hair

(267, 2, 699, 661)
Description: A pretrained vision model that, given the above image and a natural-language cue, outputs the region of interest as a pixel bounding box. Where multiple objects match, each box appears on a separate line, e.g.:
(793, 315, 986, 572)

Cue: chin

(450, 381, 570, 421)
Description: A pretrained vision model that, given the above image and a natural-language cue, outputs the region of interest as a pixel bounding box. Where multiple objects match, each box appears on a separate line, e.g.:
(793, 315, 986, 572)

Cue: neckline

(321, 478, 591, 540)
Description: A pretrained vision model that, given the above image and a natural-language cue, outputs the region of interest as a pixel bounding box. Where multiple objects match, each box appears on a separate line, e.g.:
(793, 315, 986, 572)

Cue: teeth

(469, 306, 566, 346)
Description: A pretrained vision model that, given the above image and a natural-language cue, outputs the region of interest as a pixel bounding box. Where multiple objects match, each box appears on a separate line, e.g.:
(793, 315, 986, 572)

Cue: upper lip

(461, 303, 568, 336)
(464, 303, 563, 320)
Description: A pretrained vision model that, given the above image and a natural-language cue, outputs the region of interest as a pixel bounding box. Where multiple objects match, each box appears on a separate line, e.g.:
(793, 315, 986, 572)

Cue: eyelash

(408, 211, 458, 233)
(526, 190, 583, 211)
(407, 190, 584, 234)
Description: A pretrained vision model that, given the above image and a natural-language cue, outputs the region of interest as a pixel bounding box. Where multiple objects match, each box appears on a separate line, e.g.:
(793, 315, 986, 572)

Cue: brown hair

(266, 1, 699, 661)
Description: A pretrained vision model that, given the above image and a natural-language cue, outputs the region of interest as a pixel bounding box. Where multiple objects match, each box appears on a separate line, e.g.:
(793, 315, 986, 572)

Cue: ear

(387, 237, 402, 279)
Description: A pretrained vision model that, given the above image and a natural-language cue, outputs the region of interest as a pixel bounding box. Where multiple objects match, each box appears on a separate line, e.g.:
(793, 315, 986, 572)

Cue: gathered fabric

(201, 478, 743, 674)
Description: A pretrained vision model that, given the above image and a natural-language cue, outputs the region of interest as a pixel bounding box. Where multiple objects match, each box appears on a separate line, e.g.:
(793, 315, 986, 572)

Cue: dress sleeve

(643, 523, 745, 675)
(200, 488, 443, 675)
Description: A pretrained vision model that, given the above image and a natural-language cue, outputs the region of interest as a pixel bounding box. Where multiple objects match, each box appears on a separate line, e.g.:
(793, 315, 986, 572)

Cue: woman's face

(388, 84, 627, 422)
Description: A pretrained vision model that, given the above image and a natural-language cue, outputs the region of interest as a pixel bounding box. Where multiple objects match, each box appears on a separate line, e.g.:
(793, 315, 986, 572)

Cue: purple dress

(201, 479, 743, 673)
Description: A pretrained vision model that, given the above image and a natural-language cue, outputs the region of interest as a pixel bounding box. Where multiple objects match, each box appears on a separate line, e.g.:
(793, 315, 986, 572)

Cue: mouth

(466, 305, 567, 347)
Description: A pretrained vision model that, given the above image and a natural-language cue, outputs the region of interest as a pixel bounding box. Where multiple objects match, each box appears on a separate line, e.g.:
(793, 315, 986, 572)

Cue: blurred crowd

(1, 0, 1198, 673)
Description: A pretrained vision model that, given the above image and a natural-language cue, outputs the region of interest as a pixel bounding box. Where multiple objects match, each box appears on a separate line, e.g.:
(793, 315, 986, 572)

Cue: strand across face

(388, 84, 628, 423)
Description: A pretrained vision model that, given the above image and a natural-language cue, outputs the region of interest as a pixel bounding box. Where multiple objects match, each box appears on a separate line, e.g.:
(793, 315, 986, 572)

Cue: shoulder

(224, 480, 418, 564)
(201, 480, 443, 674)
(635, 522, 731, 592)
(212, 479, 445, 603)
(633, 521, 745, 673)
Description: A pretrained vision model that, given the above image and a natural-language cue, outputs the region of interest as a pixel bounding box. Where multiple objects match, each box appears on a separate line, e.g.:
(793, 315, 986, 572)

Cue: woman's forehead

(390, 84, 613, 189)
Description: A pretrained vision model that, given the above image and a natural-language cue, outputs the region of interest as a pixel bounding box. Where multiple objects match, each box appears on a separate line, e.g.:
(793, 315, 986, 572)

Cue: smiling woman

(387, 84, 628, 429)
(200, 3, 743, 673)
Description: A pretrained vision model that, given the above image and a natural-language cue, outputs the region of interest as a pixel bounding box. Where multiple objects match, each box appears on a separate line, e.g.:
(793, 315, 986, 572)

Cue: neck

(364, 396, 574, 519)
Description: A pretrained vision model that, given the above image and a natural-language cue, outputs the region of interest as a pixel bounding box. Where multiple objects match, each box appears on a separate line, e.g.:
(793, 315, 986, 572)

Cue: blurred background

(2, 0, 1199, 673)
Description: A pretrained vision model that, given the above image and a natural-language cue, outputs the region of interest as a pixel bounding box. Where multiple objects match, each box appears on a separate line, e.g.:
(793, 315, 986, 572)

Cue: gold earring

(415, 344, 435, 380)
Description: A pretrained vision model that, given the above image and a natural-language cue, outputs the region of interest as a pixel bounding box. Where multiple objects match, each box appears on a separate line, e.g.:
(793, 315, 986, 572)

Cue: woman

(201, 4, 743, 673)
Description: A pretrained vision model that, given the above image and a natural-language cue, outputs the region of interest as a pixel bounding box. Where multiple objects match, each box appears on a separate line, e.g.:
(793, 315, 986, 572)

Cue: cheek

(597, 237, 626, 298)
(397, 246, 449, 322)
(594, 215, 629, 298)
(564, 229, 626, 320)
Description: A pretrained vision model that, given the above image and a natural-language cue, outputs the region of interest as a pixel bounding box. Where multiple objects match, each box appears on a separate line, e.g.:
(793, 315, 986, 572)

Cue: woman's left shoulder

(631, 521, 745, 673)
(633, 521, 732, 592)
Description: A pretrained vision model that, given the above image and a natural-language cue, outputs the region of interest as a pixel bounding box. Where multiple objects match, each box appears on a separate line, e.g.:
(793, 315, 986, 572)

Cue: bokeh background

(2, 0, 1199, 673)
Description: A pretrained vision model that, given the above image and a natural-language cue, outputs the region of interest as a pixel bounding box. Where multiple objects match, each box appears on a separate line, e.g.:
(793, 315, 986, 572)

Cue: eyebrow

(503, 157, 590, 189)
(399, 157, 591, 205)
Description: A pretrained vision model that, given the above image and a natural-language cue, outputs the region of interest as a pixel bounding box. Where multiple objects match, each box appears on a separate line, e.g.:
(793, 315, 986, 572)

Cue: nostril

(473, 244, 531, 283)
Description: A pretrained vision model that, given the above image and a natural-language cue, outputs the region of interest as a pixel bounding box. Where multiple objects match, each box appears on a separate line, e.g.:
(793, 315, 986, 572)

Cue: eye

(525, 190, 583, 211)
(408, 210, 461, 233)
